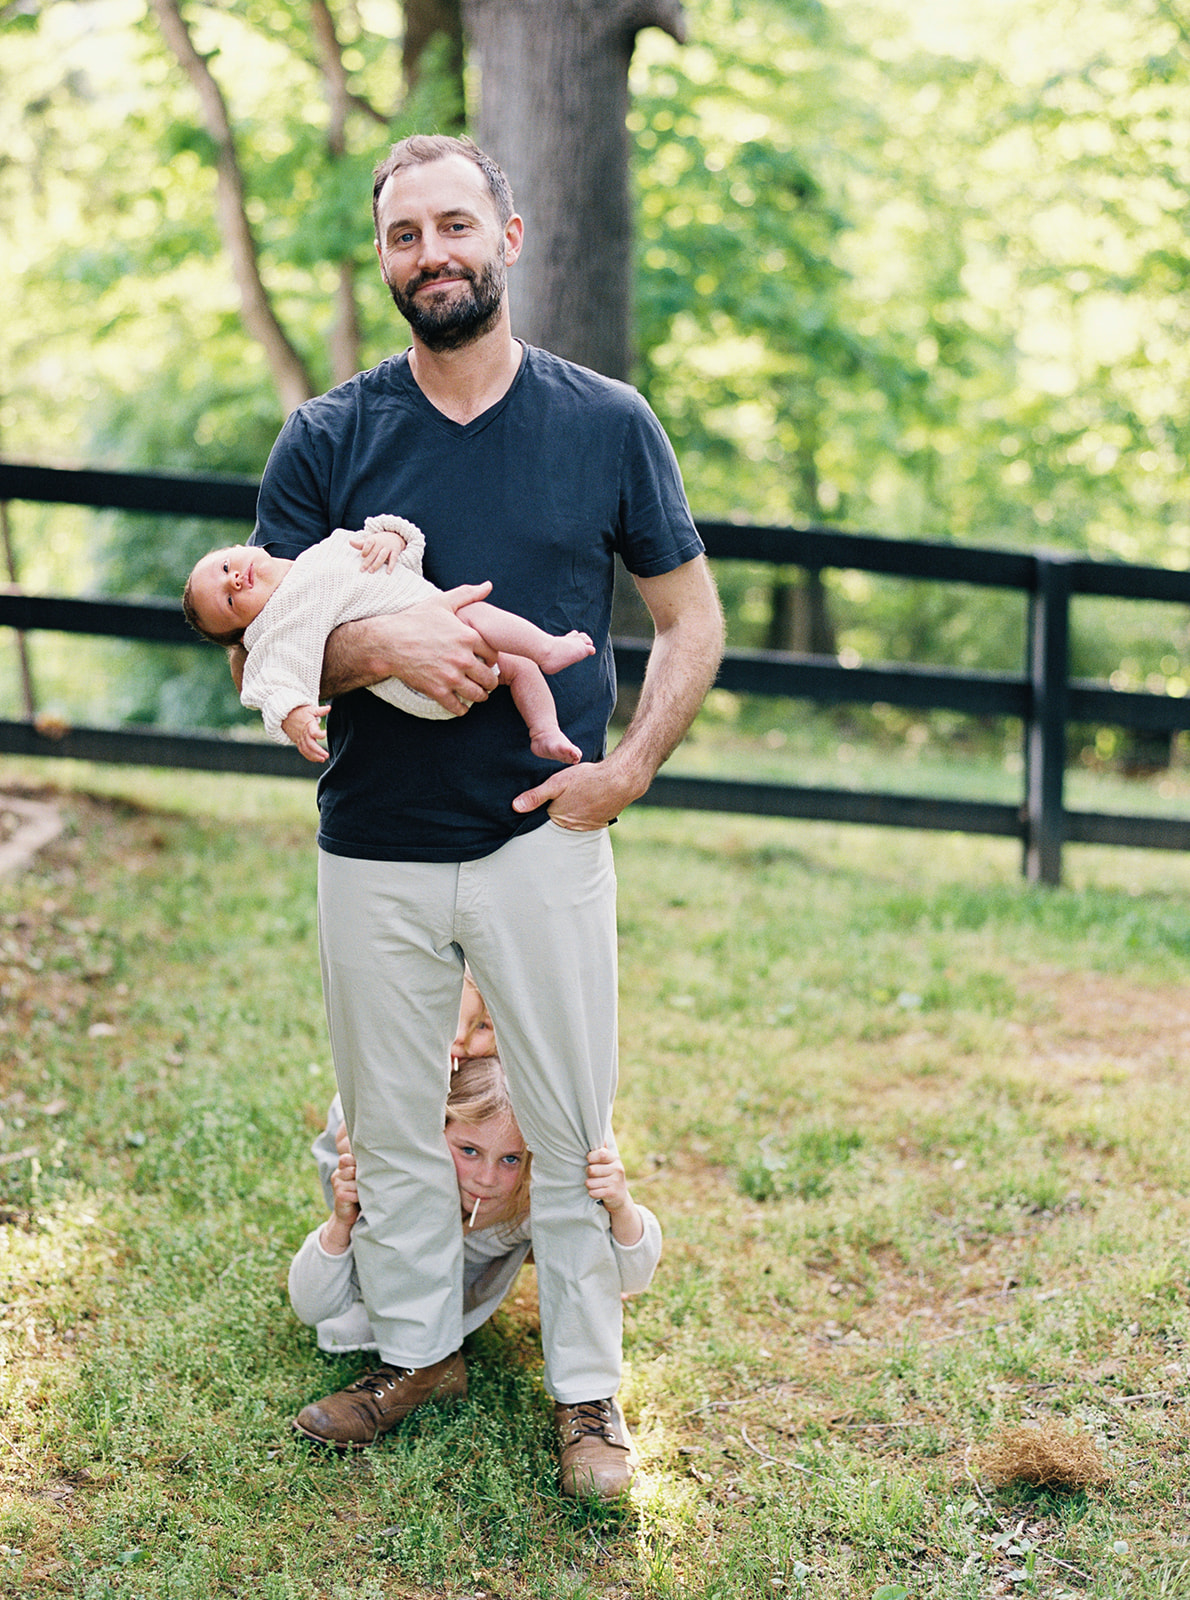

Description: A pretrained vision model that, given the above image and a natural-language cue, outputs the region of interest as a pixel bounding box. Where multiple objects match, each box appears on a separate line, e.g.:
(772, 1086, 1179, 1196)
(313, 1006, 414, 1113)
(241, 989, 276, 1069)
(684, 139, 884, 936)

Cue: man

(250, 134, 723, 1498)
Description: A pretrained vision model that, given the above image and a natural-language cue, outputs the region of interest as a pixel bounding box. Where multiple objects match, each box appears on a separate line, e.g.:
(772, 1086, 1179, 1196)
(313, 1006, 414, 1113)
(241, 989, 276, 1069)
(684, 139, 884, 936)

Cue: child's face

(189, 546, 283, 635)
(445, 1113, 525, 1216)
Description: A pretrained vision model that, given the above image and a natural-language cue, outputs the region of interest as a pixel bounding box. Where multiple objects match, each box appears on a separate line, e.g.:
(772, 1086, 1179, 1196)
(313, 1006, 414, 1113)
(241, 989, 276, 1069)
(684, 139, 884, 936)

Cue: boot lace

(351, 1364, 414, 1399)
(563, 1399, 614, 1440)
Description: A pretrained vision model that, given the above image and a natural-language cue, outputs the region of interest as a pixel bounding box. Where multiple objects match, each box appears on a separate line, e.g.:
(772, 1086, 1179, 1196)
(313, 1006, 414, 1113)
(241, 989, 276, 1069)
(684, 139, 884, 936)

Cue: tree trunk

(463, 0, 686, 380)
(311, 0, 363, 386)
(766, 568, 836, 655)
(149, 0, 318, 416)
(404, 0, 466, 122)
(463, 0, 687, 720)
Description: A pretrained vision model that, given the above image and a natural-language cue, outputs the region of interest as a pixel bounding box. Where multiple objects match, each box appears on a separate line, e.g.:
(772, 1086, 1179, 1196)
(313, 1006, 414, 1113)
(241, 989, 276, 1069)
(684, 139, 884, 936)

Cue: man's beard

(389, 252, 506, 352)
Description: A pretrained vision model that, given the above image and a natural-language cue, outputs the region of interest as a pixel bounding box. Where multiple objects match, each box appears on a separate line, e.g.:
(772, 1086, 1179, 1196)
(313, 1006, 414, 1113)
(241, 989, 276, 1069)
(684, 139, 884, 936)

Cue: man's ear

(503, 213, 524, 268)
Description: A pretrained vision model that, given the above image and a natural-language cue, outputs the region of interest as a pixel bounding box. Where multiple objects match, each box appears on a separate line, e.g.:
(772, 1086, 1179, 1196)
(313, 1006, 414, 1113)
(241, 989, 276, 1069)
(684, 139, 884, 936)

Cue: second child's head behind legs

(446, 1054, 531, 1234)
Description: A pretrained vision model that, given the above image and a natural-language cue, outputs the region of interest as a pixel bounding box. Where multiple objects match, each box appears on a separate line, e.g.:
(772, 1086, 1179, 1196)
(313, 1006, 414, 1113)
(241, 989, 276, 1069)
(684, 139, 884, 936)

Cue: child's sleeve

(611, 1203, 663, 1296)
(240, 562, 344, 743)
(395, 522, 427, 577)
(287, 1226, 359, 1328)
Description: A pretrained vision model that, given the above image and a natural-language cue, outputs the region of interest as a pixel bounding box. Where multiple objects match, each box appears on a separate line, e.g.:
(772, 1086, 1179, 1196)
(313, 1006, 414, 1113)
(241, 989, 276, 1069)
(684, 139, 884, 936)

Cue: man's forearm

(314, 589, 500, 710)
(319, 616, 397, 698)
(610, 559, 724, 799)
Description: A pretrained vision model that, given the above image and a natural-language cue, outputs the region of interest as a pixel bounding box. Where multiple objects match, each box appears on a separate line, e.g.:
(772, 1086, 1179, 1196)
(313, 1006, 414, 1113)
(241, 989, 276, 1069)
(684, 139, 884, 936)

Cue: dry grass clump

(975, 1421, 1111, 1491)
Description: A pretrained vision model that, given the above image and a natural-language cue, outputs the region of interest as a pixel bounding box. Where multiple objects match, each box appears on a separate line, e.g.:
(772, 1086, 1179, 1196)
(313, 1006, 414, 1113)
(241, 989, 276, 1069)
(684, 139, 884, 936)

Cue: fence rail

(3, 460, 1190, 883)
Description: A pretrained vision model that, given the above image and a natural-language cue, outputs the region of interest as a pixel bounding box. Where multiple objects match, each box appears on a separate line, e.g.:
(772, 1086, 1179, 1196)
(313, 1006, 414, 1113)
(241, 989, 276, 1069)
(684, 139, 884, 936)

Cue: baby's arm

(351, 515, 424, 574)
(281, 702, 331, 764)
(586, 1146, 645, 1248)
(497, 653, 582, 766)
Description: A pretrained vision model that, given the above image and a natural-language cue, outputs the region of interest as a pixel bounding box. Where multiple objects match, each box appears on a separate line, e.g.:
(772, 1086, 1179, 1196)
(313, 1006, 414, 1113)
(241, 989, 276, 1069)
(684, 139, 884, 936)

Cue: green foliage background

(3, 0, 1190, 732)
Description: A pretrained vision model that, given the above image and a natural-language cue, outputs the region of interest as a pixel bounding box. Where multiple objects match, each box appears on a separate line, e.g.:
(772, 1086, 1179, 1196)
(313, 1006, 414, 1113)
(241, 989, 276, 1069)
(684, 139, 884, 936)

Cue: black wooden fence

(3, 459, 1190, 885)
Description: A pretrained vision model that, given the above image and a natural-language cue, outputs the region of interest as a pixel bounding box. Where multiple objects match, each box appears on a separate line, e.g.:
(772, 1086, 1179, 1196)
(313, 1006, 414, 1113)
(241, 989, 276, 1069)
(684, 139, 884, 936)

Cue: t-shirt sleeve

(252, 410, 333, 559)
(617, 396, 705, 580)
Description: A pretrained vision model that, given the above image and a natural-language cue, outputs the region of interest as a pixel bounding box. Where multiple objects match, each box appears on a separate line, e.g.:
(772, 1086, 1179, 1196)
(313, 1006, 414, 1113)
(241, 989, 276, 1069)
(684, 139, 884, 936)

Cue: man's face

(374, 154, 522, 353)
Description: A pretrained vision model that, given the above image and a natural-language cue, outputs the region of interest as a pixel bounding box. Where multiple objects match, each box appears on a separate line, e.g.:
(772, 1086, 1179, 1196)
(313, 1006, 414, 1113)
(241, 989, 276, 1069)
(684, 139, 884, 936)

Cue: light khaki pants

(317, 820, 623, 1402)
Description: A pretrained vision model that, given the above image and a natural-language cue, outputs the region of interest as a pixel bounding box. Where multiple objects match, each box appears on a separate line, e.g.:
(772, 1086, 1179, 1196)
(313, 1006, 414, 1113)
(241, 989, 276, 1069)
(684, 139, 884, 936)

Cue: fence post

(1023, 554, 1071, 885)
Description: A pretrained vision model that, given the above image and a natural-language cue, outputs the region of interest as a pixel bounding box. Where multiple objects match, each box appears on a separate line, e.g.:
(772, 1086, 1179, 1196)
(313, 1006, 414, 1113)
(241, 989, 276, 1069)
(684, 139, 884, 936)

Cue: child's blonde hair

(447, 1054, 531, 1228)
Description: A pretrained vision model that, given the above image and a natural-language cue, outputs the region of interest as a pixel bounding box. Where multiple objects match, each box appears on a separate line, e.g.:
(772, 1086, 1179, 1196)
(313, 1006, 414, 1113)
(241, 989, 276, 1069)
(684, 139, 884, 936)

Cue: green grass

(4, 756, 1190, 1596)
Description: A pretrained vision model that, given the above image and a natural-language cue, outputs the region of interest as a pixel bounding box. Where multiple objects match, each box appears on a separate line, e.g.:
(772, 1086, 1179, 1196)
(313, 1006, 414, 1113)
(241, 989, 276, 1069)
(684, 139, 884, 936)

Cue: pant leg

(455, 820, 623, 1403)
(317, 850, 465, 1368)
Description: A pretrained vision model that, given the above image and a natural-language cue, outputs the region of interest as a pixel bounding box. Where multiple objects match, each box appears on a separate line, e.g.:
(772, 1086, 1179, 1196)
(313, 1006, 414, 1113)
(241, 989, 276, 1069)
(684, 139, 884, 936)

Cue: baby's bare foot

(530, 728, 582, 765)
(538, 631, 596, 674)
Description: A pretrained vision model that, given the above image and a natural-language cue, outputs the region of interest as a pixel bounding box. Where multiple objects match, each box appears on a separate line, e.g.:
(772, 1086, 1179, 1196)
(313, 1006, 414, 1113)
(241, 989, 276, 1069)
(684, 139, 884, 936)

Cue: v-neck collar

(397, 340, 528, 437)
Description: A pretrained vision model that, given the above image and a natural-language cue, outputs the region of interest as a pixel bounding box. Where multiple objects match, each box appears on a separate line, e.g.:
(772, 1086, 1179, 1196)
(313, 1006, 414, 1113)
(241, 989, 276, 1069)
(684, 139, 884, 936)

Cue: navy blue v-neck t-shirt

(251, 342, 704, 862)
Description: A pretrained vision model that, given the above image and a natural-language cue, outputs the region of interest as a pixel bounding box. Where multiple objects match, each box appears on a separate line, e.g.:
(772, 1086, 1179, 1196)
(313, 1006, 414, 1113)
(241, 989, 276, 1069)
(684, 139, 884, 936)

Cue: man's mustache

(407, 266, 474, 294)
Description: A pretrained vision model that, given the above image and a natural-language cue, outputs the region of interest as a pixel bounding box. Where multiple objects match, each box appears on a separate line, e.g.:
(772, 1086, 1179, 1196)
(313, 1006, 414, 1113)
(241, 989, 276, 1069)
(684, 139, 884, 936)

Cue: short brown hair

(372, 134, 514, 238)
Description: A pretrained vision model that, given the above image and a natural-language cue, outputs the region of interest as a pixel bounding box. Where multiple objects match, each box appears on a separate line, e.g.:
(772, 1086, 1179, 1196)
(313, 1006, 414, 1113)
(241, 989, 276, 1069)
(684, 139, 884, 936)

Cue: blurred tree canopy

(3, 0, 1190, 724)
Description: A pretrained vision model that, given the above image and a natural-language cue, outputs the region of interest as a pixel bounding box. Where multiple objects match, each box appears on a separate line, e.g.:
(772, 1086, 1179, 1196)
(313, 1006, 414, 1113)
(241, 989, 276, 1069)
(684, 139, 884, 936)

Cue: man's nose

(418, 229, 451, 270)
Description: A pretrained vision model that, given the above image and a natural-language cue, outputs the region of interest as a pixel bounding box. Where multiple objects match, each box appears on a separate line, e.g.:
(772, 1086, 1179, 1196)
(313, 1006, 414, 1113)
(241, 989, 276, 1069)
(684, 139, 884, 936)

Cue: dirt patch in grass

(1012, 965, 1190, 1075)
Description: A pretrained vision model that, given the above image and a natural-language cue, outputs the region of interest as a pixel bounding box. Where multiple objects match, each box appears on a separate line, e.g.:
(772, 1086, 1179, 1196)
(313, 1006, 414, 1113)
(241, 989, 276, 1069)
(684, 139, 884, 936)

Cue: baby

(183, 514, 594, 765)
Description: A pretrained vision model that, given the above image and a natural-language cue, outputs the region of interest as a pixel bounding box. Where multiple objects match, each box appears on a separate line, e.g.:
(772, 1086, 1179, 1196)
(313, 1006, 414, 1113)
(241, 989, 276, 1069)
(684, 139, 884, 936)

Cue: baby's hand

(352, 528, 406, 573)
(585, 1146, 629, 1213)
(282, 703, 329, 763)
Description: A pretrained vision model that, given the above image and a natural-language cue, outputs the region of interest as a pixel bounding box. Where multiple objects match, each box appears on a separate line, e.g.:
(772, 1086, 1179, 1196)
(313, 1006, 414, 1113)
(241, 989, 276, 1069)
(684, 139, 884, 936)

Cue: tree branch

(308, 0, 362, 385)
(621, 0, 688, 44)
(148, 0, 317, 415)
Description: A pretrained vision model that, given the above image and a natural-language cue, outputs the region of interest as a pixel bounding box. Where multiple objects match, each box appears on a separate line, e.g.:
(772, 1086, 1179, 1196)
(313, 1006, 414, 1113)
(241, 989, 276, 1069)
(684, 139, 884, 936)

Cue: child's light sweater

(288, 1095, 663, 1353)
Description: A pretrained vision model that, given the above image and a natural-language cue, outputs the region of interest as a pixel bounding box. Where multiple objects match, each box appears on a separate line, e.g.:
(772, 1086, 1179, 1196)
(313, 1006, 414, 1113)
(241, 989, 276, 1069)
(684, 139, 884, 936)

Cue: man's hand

(320, 582, 501, 715)
(511, 756, 639, 830)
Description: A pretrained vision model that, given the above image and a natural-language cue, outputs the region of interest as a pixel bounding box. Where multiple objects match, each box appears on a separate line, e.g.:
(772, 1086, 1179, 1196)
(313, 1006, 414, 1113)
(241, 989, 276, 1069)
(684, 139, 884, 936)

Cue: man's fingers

(440, 581, 493, 611)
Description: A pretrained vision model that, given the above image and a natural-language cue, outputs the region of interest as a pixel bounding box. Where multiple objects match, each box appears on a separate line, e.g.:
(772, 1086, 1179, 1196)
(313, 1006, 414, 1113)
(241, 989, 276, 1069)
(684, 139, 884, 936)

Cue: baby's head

(445, 1054, 531, 1228)
(183, 545, 277, 645)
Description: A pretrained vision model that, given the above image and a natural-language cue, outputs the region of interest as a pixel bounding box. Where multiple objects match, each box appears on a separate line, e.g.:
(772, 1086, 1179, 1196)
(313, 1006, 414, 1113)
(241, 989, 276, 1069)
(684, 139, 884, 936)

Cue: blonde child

(287, 1055, 660, 1368)
(182, 513, 594, 765)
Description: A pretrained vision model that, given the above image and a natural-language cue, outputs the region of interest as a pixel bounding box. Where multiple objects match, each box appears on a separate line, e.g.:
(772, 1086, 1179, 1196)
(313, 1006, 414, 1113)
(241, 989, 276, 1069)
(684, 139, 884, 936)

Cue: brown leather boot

(555, 1397, 637, 1498)
(292, 1352, 467, 1450)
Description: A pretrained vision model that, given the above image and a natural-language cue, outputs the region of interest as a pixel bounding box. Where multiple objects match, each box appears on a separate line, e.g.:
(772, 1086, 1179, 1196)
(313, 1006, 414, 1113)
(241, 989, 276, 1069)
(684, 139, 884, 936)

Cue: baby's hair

(447, 1053, 532, 1228)
(181, 556, 248, 648)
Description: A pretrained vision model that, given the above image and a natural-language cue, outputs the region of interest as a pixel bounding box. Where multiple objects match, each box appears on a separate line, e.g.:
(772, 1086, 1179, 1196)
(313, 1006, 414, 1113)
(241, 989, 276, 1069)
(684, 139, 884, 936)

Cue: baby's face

(190, 546, 280, 635)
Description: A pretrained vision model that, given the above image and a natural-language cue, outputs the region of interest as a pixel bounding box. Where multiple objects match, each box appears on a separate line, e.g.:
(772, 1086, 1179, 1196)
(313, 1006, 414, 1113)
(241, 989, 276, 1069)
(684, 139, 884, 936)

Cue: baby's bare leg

(457, 601, 594, 674)
(497, 654, 582, 765)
